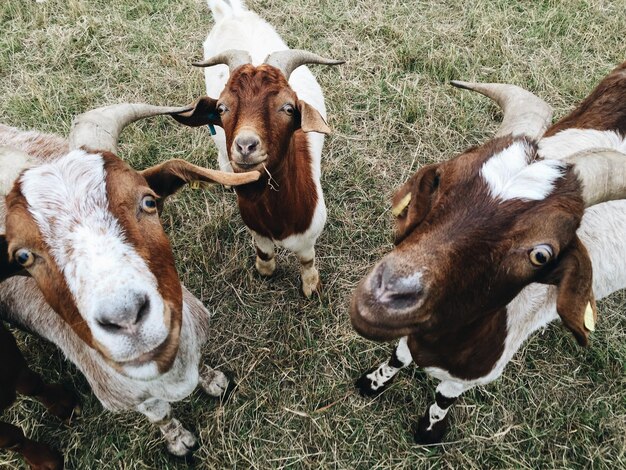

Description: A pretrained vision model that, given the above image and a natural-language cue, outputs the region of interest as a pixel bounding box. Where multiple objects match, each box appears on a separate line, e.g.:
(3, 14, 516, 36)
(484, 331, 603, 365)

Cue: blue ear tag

(207, 111, 218, 135)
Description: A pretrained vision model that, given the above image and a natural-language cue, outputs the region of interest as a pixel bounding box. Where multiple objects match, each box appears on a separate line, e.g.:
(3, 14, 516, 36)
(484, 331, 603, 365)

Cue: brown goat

(352, 62, 626, 443)
(174, 0, 343, 296)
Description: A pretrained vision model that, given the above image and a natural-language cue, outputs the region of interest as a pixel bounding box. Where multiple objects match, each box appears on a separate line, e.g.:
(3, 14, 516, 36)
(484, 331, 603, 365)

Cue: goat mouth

(113, 303, 181, 372)
(231, 157, 268, 172)
(350, 293, 419, 341)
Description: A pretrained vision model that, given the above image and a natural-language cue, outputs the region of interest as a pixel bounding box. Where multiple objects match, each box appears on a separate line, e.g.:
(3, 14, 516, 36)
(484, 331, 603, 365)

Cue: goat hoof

(414, 414, 449, 445)
(163, 419, 199, 457)
(200, 366, 235, 399)
(354, 367, 393, 397)
(255, 256, 276, 277)
(301, 269, 320, 298)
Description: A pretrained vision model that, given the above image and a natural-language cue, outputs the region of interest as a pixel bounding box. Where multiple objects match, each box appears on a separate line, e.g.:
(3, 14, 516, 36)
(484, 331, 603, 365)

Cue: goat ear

(141, 159, 260, 206)
(0, 235, 27, 282)
(393, 164, 439, 245)
(540, 236, 596, 347)
(170, 97, 222, 128)
(297, 100, 331, 134)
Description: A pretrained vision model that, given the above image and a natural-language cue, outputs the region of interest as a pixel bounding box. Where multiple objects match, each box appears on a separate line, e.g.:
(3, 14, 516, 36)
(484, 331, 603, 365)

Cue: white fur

(481, 141, 566, 202)
(396, 336, 413, 365)
(0, 124, 225, 454)
(539, 129, 626, 160)
(202, 0, 328, 294)
(19, 151, 168, 368)
(0, 146, 33, 195)
(362, 337, 413, 392)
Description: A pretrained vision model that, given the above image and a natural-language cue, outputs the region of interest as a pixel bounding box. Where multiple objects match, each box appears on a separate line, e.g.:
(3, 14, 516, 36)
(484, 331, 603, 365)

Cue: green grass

(1, 0, 625, 468)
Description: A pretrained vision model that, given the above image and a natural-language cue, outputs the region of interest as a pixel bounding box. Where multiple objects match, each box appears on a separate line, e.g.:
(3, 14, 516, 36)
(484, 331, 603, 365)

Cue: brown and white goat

(351, 62, 626, 443)
(0, 104, 260, 459)
(172, 0, 343, 297)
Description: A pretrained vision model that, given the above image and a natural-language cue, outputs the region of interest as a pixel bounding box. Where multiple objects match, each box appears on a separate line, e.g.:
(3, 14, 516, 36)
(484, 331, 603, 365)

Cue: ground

(0, 0, 625, 468)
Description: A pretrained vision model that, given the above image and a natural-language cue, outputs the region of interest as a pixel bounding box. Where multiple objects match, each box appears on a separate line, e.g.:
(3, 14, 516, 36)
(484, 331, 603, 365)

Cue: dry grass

(1, 0, 625, 468)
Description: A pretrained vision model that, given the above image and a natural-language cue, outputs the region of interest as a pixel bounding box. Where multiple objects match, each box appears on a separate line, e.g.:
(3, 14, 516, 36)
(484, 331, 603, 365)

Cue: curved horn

(192, 49, 252, 74)
(450, 81, 553, 139)
(564, 149, 626, 207)
(69, 103, 193, 154)
(264, 49, 344, 81)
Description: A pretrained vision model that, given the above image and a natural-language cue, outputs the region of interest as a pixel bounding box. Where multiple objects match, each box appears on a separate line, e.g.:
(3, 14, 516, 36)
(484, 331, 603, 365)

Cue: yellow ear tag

(391, 193, 412, 217)
(189, 180, 212, 190)
(583, 302, 595, 331)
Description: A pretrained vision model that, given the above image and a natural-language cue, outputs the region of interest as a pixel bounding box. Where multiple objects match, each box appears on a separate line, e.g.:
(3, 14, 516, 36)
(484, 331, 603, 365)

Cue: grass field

(1, 0, 625, 468)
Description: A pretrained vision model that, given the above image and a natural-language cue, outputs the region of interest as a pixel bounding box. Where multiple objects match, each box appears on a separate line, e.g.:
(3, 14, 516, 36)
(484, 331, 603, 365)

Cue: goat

(172, 0, 343, 297)
(0, 103, 260, 459)
(351, 61, 626, 443)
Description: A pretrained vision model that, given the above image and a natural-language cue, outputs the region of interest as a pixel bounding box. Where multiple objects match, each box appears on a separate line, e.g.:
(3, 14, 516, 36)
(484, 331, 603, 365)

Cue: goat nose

(371, 262, 424, 310)
(235, 135, 260, 157)
(95, 294, 150, 334)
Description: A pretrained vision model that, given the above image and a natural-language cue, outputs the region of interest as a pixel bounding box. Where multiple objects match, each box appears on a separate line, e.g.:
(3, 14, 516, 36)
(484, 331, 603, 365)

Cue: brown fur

(174, 64, 321, 240)
(351, 136, 586, 379)
(544, 62, 626, 136)
(352, 63, 626, 378)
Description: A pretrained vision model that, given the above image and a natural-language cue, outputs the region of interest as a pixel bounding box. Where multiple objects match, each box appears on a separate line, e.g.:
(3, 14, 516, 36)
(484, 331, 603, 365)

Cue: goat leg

(295, 245, 320, 298)
(199, 365, 235, 399)
(252, 232, 276, 277)
(16, 368, 79, 424)
(355, 336, 413, 397)
(414, 380, 467, 444)
(137, 398, 198, 457)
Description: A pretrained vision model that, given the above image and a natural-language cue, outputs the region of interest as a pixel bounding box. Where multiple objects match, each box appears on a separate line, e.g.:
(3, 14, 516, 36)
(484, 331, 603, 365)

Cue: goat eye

(141, 195, 158, 214)
(282, 104, 294, 115)
(217, 103, 228, 115)
(529, 245, 553, 266)
(15, 248, 35, 268)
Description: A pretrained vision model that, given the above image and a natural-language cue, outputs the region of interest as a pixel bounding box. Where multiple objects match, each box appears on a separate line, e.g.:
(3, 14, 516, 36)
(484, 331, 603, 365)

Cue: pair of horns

(452, 80, 626, 208)
(192, 49, 344, 80)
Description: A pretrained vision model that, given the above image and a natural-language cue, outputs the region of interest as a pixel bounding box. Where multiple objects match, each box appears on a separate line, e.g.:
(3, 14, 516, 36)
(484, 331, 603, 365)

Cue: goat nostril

(135, 297, 150, 325)
(97, 318, 123, 333)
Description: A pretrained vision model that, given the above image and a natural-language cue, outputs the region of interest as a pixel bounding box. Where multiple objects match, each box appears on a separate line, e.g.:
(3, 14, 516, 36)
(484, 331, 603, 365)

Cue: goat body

(352, 62, 626, 443)
(0, 121, 237, 457)
(198, 0, 331, 296)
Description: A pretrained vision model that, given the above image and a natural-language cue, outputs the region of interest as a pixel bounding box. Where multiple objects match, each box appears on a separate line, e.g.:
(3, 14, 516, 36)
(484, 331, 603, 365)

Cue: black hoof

(414, 413, 449, 444)
(354, 367, 394, 398)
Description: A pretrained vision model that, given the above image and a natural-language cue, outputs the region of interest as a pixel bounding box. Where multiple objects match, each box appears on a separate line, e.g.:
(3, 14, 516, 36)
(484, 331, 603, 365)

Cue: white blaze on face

(481, 140, 566, 202)
(19, 150, 169, 364)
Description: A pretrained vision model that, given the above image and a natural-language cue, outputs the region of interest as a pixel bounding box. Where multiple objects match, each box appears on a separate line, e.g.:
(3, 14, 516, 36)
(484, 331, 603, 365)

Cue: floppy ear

(297, 100, 331, 134)
(540, 236, 596, 347)
(393, 164, 440, 245)
(170, 97, 222, 128)
(0, 235, 26, 282)
(141, 159, 261, 210)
